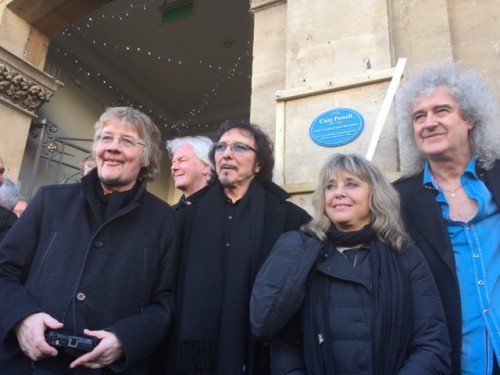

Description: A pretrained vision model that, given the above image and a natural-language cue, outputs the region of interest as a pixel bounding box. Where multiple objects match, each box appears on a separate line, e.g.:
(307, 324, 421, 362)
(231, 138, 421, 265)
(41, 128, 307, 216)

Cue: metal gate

(26, 118, 93, 198)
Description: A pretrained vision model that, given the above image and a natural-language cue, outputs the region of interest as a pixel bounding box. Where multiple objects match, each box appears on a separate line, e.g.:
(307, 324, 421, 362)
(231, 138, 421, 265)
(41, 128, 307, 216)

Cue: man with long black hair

(167, 120, 311, 375)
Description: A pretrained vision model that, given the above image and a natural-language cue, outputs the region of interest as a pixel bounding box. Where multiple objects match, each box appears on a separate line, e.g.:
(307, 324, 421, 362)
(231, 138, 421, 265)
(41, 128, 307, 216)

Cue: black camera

(45, 330, 100, 353)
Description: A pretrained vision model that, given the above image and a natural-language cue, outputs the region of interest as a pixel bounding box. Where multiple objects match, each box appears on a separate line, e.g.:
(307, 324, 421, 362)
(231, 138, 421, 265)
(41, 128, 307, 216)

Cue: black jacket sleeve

(250, 231, 321, 338)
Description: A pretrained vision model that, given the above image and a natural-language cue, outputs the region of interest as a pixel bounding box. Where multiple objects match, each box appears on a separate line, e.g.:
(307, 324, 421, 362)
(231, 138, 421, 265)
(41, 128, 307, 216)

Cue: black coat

(393, 160, 500, 374)
(252, 231, 451, 375)
(0, 206, 16, 243)
(0, 171, 179, 374)
(171, 184, 211, 212)
(167, 180, 311, 375)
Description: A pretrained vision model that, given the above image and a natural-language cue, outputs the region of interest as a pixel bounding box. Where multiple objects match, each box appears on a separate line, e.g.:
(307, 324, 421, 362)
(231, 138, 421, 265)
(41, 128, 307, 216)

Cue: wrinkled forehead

(413, 85, 457, 107)
(101, 120, 141, 136)
(173, 143, 196, 159)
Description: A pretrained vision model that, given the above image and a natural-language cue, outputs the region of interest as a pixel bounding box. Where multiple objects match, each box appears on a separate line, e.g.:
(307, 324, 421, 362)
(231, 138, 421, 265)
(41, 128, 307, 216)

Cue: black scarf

(314, 226, 411, 374)
(326, 224, 375, 247)
(94, 181, 138, 221)
(82, 168, 140, 223)
(369, 239, 411, 374)
(177, 181, 267, 373)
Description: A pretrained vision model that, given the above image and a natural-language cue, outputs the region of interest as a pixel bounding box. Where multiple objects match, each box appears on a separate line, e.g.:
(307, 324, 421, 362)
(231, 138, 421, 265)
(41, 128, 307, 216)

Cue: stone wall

(0, 0, 108, 180)
(1, 0, 499, 207)
(250, 0, 500, 213)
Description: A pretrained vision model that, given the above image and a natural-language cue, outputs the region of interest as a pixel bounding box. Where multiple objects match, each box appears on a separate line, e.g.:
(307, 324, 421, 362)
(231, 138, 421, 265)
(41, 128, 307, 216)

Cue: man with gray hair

(0, 157, 17, 242)
(0, 107, 179, 374)
(166, 136, 212, 211)
(0, 176, 20, 211)
(394, 63, 500, 375)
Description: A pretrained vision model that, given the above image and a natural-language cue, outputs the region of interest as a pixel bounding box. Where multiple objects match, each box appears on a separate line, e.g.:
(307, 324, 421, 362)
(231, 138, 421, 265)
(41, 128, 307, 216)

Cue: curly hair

(93, 107, 163, 181)
(396, 63, 500, 176)
(303, 153, 411, 252)
(208, 120, 275, 182)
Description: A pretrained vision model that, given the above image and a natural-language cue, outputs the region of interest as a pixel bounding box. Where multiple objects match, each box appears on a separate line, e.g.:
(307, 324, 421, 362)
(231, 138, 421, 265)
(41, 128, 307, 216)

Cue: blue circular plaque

(309, 108, 365, 147)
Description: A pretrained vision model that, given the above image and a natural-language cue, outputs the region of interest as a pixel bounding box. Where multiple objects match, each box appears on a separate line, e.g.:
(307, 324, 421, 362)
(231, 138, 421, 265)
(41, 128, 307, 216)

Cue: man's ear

(202, 162, 210, 176)
(254, 163, 261, 173)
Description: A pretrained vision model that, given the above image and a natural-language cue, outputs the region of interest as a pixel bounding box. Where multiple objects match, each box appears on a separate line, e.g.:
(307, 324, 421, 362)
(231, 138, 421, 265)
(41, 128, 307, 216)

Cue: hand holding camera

(45, 330, 100, 355)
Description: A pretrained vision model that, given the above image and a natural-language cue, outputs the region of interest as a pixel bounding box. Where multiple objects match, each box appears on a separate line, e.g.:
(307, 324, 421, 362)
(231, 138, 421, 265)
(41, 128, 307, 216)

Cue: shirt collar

(422, 157, 478, 189)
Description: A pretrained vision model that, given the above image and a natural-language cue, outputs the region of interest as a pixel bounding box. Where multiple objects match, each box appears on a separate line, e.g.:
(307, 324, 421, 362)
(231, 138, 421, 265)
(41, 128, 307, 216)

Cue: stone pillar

(389, 0, 453, 73)
(250, 0, 401, 212)
(0, 4, 61, 179)
(0, 46, 62, 179)
(0, 0, 110, 179)
(249, 0, 288, 139)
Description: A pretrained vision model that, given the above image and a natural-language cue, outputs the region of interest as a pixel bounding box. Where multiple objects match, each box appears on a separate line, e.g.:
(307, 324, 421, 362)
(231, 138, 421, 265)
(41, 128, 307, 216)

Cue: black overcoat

(166, 180, 311, 374)
(0, 206, 17, 243)
(0, 171, 179, 374)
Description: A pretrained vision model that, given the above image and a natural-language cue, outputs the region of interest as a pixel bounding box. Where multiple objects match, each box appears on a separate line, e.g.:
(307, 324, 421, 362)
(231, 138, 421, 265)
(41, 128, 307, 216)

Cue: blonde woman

(251, 153, 451, 374)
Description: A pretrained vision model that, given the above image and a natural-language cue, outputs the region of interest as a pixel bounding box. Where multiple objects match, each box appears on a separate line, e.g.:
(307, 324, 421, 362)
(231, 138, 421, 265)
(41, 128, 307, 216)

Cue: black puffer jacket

(251, 231, 451, 375)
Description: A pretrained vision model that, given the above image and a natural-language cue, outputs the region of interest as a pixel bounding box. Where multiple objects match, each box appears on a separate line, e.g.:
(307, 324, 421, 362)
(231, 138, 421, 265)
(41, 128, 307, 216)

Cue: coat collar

(398, 172, 457, 269)
(479, 160, 500, 207)
(81, 169, 146, 225)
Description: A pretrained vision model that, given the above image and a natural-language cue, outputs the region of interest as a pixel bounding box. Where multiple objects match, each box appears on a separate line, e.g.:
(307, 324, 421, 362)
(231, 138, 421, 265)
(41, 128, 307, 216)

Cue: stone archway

(0, 0, 109, 178)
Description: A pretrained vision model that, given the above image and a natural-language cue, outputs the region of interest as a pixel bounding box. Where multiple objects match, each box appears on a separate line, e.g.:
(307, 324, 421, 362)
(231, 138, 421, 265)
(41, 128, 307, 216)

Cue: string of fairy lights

(49, 0, 253, 137)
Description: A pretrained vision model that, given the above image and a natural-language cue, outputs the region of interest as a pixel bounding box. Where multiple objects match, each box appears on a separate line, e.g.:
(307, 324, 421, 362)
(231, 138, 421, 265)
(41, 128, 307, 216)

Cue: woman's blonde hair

(303, 153, 411, 251)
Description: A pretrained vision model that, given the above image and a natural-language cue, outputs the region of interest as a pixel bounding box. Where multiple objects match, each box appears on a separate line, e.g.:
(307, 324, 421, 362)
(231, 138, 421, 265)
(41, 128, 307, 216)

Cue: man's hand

(69, 329, 124, 369)
(14, 312, 64, 361)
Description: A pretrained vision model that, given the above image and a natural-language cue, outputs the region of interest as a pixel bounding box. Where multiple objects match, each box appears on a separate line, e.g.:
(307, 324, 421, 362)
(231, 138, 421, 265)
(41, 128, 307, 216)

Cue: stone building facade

(1, 0, 499, 207)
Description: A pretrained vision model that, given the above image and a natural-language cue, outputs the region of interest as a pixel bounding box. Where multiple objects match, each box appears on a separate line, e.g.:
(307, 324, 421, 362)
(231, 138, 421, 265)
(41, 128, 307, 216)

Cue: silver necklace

(430, 174, 465, 198)
(440, 184, 464, 198)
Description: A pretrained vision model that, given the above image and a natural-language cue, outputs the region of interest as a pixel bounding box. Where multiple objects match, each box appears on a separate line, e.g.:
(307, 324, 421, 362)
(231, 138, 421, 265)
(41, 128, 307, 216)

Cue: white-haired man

(166, 136, 212, 211)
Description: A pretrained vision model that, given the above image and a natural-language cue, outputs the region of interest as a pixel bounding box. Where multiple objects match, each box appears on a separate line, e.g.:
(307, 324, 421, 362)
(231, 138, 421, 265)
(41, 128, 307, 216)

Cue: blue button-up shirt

(424, 158, 500, 375)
